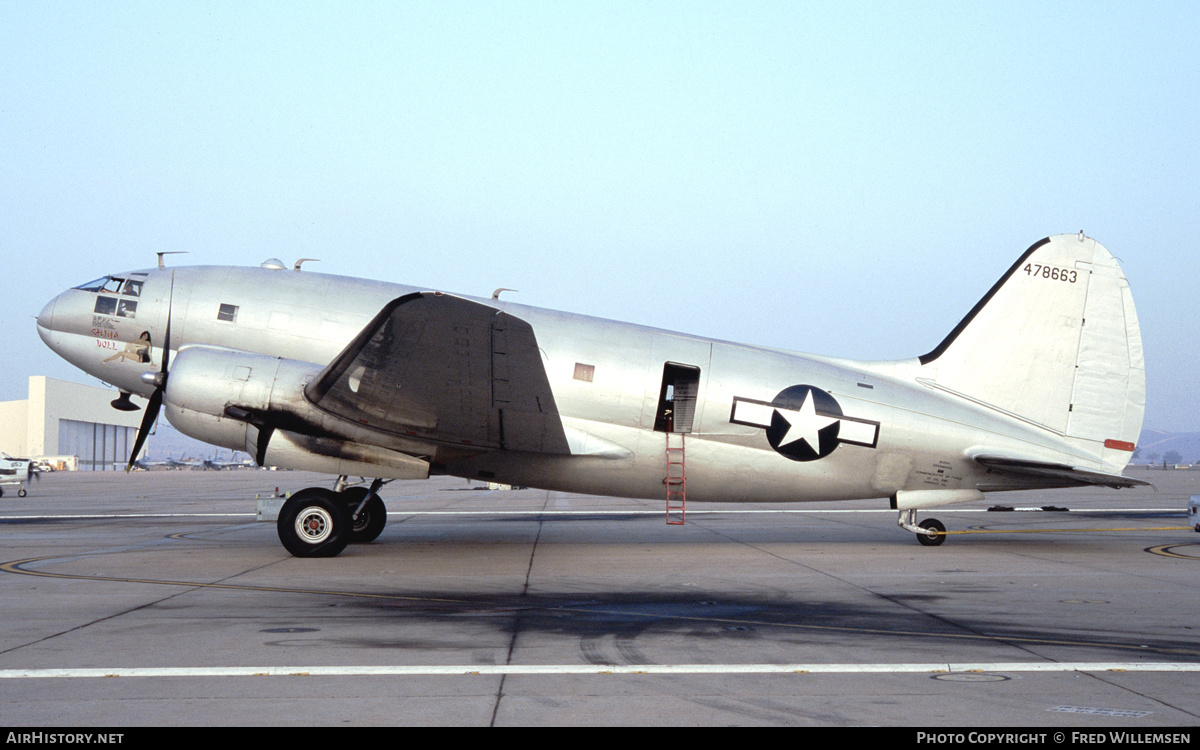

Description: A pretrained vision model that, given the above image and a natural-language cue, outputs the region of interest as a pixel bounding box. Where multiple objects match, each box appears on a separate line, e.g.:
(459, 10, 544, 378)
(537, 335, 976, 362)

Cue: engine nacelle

(163, 346, 429, 479)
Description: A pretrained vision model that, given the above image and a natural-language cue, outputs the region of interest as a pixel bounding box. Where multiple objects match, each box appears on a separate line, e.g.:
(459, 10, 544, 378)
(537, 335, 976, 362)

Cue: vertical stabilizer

(918, 234, 1144, 469)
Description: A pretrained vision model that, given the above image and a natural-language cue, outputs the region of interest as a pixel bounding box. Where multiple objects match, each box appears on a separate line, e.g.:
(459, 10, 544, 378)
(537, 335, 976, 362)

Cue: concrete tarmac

(1, 467, 1198, 727)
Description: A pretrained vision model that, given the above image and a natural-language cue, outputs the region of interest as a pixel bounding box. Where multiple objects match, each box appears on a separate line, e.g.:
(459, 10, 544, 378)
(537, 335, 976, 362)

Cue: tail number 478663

(1023, 263, 1078, 283)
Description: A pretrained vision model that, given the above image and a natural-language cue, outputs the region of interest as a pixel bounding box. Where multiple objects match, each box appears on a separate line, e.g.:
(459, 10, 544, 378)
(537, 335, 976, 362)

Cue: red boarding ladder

(665, 432, 686, 525)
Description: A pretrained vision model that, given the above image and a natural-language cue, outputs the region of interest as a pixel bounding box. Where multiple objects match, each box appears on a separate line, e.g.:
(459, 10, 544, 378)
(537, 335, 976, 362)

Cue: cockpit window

(75, 276, 140, 296)
(75, 277, 112, 292)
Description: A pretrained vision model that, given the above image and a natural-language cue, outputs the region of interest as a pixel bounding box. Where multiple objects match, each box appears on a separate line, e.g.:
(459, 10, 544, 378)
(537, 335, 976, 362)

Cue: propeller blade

(160, 274, 173, 373)
(126, 272, 174, 472)
(126, 387, 162, 471)
(255, 424, 275, 467)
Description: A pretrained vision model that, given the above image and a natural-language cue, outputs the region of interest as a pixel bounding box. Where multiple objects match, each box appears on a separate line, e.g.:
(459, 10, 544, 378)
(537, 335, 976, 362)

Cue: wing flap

(973, 455, 1150, 489)
(305, 293, 569, 454)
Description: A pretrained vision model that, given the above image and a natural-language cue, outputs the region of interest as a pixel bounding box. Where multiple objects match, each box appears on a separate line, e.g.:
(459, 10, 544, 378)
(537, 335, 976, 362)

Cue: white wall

(0, 398, 30, 456)
(0, 377, 145, 465)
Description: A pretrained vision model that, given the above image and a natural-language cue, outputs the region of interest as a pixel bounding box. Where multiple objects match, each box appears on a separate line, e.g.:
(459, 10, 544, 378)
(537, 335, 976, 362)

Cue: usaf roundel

(730, 385, 880, 462)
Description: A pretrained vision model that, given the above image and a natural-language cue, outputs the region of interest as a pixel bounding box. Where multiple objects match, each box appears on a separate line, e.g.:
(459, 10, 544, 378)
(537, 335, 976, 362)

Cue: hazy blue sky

(3, 2, 1197, 431)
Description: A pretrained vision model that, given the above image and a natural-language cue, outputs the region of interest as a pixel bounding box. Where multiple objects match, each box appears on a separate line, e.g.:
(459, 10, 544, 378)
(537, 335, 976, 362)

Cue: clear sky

(3, 2, 1197, 431)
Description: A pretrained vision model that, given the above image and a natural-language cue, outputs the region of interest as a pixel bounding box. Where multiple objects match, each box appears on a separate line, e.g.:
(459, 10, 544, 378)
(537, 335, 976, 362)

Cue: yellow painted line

(1147, 543, 1200, 560)
(934, 526, 1193, 536)
(0, 508, 1189, 520)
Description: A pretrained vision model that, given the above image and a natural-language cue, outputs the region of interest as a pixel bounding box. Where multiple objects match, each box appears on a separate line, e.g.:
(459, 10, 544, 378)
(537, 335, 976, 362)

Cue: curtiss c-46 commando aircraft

(37, 233, 1145, 556)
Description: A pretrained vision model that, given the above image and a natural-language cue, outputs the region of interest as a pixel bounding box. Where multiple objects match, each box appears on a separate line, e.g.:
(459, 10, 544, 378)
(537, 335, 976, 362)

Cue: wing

(973, 455, 1150, 489)
(305, 292, 570, 455)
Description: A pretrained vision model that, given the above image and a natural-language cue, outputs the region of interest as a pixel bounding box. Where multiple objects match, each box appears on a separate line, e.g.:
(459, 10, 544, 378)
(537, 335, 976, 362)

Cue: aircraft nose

(37, 296, 57, 331)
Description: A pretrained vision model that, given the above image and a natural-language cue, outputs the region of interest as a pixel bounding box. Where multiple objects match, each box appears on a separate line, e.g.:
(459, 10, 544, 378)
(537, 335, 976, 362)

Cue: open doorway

(653, 362, 701, 434)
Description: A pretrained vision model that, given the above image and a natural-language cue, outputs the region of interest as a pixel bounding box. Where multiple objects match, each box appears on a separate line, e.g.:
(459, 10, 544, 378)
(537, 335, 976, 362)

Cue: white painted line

(0, 662, 1197, 679)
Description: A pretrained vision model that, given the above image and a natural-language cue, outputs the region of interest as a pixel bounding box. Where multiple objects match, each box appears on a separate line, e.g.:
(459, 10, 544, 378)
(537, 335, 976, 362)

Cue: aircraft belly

(442, 423, 888, 503)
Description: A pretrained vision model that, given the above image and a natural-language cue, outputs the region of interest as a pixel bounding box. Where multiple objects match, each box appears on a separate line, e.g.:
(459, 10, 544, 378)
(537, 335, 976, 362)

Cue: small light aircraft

(36, 233, 1146, 556)
(0, 454, 36, 497)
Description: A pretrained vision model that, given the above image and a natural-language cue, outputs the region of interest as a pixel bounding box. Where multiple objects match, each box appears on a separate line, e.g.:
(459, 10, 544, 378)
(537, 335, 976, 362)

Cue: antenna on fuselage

(294, 258, 320, 271)
(156, 251, 188, 269)
(492, 288, 519, 300)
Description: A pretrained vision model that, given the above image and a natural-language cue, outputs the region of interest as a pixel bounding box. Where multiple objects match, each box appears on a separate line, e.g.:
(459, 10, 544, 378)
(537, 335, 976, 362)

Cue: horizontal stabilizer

(973, 455, 1150, 490)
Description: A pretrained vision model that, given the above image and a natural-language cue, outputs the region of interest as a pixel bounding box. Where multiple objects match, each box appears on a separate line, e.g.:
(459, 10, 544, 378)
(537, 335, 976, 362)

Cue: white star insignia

(729, 389, 880, 460)
(774, 390, 840, 452)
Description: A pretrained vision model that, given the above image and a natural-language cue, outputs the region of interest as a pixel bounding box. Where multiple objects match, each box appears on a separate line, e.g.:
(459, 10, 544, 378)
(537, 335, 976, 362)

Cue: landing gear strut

(898, 509, 946, 546)
(276, 478, 389, 557)
(341, 478, 388, 544)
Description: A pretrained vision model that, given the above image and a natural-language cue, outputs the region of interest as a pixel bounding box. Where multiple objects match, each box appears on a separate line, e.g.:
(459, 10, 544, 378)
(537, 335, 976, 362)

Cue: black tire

(18, 489, 26, 498)
(342, 487, 388, 544)
(916, 518, 946, 547)
(277, 488, 350, 558)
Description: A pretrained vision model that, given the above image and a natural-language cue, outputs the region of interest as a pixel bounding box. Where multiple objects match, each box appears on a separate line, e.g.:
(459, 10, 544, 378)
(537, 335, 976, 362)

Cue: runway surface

(1, 467, 1198, 726)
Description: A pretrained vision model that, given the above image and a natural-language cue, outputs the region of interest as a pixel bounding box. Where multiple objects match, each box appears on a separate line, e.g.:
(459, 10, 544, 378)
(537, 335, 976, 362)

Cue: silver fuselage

(37, 264, 1104, 503)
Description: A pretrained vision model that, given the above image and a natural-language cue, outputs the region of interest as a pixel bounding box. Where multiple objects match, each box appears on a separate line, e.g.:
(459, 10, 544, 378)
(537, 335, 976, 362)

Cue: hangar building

(0, 376, 146, 470)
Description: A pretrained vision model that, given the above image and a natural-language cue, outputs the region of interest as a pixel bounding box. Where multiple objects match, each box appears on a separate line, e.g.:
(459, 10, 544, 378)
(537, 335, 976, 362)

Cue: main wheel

(277, 488, 350, 558)
(341, 487, 388, 544)
(916, 518, 946, 547)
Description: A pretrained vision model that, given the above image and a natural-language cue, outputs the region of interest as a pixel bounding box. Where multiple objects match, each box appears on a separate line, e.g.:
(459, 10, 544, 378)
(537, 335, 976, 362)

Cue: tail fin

(918, 233, 1144, 469)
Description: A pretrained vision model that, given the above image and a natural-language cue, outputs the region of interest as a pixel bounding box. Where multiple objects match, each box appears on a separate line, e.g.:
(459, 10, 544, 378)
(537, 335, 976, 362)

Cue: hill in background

(1136, 429, 1200, 465)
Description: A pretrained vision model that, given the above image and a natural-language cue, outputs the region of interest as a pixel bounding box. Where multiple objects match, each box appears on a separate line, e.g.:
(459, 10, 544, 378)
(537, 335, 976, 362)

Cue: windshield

(74, 275, 142, 296)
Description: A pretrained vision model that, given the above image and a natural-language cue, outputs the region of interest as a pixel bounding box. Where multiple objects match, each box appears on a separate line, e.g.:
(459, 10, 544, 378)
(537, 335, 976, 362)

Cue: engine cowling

(163, 346, 429, 479)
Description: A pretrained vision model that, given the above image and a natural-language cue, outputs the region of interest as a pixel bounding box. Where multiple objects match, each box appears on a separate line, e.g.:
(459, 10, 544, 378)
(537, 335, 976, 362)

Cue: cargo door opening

(654, 363, 701, 434)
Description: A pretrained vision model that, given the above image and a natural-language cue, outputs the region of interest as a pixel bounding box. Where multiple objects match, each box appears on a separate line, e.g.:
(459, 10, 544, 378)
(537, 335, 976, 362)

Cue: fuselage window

(117, 299, 137, 318)
(217, 303, 239, 323)
(120, 279, 143, 297)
